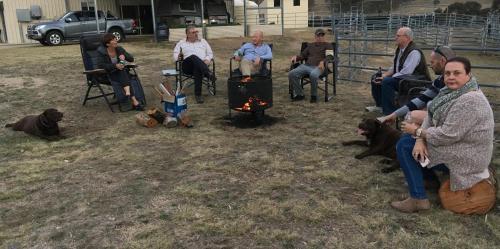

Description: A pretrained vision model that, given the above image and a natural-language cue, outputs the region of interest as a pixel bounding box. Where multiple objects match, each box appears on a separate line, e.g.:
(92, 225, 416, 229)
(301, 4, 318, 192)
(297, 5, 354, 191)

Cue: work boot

(391, 197, 431, 213)
(310, 95, 317, 103)
(291, 95, 305, 102)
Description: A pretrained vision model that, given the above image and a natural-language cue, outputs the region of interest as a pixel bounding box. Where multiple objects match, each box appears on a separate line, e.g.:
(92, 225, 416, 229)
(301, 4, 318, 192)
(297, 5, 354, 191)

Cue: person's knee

(396, 135, 413, 154)
(288, 70, 299, 80)
(382, 77, 398, 90)
(310, 70, 322, 79)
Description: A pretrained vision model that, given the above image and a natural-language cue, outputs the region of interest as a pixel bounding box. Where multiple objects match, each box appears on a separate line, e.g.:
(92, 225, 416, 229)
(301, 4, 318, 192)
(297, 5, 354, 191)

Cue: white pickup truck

(27, 10, 137, 45)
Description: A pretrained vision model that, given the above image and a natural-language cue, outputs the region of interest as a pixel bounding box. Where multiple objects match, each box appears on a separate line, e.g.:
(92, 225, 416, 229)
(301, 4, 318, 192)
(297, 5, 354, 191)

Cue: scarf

(428, 76, 478, 124)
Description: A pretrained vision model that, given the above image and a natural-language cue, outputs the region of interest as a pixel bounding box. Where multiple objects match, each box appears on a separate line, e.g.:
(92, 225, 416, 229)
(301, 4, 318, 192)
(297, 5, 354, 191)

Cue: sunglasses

(434, 46, 447, 59)
(316, 33, 325, 36)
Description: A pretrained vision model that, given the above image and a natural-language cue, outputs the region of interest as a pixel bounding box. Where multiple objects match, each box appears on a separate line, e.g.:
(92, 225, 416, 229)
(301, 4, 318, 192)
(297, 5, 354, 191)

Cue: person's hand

(118, 54, 126, 61)
(373, 76, 383, 84)
(401, 121, 419, 135)
(116, 63, 125, 70)
(378, 113, 397, 124)
(291, 56, 297, 63)
(318, 61, 325, 72)
(204, 59, 211, 65)
(254, 56, 261, 65)
(234, 55, 241, 61)
(412, 139, 428, 163)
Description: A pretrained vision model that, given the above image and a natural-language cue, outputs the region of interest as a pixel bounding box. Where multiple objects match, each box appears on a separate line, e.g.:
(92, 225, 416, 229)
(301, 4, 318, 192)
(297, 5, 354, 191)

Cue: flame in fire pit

(235, 97, 268, 111)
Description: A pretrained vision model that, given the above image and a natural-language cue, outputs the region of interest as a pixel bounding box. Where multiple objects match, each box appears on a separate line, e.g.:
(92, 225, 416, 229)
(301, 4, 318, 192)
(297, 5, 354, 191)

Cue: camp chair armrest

(125, 63, 137, 69)
(83, 69, 107, 75)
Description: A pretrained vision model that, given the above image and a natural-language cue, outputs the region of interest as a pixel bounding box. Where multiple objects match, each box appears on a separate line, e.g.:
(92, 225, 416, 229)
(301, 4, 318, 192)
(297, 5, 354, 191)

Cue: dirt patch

(0, 76, 48, 89)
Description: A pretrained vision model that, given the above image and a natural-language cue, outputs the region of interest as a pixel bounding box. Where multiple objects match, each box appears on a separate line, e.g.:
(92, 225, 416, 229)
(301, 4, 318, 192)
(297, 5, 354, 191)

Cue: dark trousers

(371, 76, 400, 115)
(109, 70, 145, 104)
(109, 70, 130, 103)
(182, 55, 210, 96)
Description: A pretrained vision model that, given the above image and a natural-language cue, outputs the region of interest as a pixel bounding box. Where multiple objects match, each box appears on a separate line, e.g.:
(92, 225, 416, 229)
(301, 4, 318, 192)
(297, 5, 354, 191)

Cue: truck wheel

(110, 28, 124, 42)
(39, 40, 49, 46)
(46, 31, 63, 45)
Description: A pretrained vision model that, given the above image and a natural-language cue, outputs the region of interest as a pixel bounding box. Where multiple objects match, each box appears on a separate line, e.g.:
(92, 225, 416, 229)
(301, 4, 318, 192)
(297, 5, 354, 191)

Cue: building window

(274, 0, 280, 7)
(81, 0, 94, 11)
(179, 0, 196, 12)
(294, 0, 300, 6)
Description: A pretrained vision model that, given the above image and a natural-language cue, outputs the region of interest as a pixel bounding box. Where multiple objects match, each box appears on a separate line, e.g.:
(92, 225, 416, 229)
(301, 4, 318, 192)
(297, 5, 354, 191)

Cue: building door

(139, 5, 153, 34)
(121, 5, 153, 34)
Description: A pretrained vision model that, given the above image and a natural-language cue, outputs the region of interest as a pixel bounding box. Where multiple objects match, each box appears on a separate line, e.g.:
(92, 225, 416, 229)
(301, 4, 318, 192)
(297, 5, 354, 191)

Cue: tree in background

(446, 1, 483, 15)
(493, 0, 500, 10)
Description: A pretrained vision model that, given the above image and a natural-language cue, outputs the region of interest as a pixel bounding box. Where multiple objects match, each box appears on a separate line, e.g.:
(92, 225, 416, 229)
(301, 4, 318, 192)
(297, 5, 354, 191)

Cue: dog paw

(379, 159, 392, 165)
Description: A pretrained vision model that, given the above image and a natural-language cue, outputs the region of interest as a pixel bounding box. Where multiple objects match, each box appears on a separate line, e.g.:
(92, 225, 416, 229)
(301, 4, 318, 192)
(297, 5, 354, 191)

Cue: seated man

(288, 28, 333, 103)
(233, 30, 272, 81)
(366, 27, 431, 114)
(173, 25, 216, 104)
(379, 46, 456, 124)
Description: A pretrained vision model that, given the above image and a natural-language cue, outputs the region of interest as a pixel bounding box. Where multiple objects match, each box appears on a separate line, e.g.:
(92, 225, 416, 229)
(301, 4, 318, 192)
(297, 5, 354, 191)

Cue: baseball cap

(434, 46, 455, 60)
(315, 28, 326, 36)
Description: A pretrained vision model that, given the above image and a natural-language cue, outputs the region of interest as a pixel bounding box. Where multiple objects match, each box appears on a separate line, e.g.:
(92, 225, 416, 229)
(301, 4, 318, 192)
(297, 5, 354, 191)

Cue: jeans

(288, 64, 323, 97)
(182, 55, 210, 96)
(371, 76, 400, 114)
(396, 134, 449, 199)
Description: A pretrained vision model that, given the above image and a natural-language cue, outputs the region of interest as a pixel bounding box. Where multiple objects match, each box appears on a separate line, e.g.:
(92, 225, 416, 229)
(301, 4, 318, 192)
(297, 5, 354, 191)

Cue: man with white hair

(233, 30, 273, 81)
(366, 27, 431, 114)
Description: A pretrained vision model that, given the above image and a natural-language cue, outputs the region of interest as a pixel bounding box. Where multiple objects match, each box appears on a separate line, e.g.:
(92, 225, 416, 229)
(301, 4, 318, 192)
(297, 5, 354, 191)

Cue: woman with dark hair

(97, 33, 144, 111)
(392, 57, 496, 214)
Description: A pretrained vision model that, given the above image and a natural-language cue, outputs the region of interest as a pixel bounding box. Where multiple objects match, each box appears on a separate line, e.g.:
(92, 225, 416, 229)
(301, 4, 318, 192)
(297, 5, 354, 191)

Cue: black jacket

(96, 45, 134, 72)
(393, 41, 431, 81)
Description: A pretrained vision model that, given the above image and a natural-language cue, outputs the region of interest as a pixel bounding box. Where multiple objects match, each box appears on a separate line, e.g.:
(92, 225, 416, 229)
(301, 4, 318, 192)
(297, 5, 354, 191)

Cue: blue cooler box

(163, 94, 187, 118)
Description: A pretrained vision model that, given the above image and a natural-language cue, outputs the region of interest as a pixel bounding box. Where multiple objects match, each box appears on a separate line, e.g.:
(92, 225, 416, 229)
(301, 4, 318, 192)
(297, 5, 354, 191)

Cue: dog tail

(5, 123, 13, 128)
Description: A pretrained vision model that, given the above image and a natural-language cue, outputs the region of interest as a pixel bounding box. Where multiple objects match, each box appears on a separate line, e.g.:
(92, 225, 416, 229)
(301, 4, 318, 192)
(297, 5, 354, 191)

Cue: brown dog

(5, 108, 64, 140)
(342, 118, 402, 173)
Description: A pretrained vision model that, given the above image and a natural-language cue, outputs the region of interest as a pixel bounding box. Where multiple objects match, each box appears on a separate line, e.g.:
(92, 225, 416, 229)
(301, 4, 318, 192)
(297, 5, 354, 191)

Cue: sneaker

(310, 95, 317, 103)
(291, 95, 305, 102)
(365, 106, 382, 113)
(195, 95, 204, 104)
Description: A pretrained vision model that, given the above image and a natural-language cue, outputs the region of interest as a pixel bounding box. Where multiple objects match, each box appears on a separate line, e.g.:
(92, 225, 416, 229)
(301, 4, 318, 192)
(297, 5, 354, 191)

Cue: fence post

(312, 12, 315, 28)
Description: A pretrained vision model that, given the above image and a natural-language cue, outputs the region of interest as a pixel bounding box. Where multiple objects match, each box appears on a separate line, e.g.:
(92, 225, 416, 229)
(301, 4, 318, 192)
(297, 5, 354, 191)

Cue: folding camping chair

(80, 34, 145, 112)
(229, 43, 273, 78)
(175, 58, 217, 95)
(288, 42, 337, 102)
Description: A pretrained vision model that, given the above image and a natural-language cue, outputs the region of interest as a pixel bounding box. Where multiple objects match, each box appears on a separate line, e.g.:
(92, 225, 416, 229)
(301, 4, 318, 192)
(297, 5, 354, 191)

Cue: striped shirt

(394, 76, 445, 117)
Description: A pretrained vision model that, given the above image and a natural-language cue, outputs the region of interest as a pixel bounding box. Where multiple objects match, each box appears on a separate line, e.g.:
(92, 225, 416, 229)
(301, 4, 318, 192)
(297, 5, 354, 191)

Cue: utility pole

(93, 0, 100, 34)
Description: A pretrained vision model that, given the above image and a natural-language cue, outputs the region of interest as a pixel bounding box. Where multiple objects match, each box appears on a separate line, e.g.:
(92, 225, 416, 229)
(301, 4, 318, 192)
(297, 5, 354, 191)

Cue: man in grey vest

(366, 27, 431, 114)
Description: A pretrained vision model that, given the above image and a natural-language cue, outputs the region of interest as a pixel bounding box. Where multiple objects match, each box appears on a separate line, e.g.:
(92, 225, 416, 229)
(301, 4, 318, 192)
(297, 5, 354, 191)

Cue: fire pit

(227, 75, 273, 120)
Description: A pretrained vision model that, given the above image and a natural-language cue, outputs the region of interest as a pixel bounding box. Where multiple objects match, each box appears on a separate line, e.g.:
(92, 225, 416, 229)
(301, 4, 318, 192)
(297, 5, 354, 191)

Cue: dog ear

(43, 109, 62, 123)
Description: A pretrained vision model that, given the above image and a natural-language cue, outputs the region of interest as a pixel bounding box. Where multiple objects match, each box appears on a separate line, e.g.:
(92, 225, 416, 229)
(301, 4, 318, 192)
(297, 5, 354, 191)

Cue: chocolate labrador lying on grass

(342, 118, 402, 173)
(5, 108, 64, 141)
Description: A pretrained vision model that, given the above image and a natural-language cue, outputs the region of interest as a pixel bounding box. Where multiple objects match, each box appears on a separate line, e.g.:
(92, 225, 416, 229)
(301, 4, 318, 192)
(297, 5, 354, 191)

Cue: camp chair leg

(82, 83, 93, 106)
(324, 78, 329, 102)
(96, 84, 115, 112)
